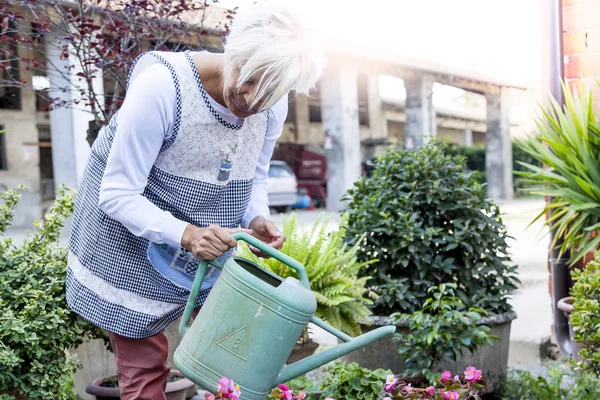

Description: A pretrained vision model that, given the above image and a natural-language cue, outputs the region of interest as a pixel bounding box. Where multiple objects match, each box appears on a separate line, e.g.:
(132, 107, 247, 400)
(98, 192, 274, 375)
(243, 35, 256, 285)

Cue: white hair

(223, 1, 326, 112)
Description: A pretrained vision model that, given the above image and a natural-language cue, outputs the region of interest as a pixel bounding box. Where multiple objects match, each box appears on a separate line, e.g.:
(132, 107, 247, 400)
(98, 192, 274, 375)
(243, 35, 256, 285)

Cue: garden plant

(238, 213, 375, 336)
(516, 81, 600, 265)
(344, 142, 518, 317)
(392, 284, 497, 382)
(571, 251, 600, 376)
(0, 187, 107, 399)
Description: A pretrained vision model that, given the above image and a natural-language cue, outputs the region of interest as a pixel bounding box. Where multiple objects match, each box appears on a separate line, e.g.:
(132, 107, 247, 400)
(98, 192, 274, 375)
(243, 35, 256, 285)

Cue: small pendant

(217, 159, 232, 182)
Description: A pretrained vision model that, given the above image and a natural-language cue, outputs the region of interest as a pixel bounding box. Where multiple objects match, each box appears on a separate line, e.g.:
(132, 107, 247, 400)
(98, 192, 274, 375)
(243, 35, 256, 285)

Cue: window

(0, 18, 21, 110)
(308, 83, 322, 123)
(268, 162, 295, 178)
(0, 128, 7, 170)
(285, 92, 296, 123)
(357, 73, 369, 127)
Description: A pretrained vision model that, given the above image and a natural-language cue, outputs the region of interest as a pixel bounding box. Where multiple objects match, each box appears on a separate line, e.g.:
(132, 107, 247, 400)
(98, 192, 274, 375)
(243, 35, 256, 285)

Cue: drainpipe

(546, 0, 571, 355)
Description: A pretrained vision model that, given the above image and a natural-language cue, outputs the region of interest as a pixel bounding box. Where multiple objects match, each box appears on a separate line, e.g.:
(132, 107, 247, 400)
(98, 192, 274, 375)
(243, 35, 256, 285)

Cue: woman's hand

(181, 224, 252, 260)
(248, 216, 286, 258)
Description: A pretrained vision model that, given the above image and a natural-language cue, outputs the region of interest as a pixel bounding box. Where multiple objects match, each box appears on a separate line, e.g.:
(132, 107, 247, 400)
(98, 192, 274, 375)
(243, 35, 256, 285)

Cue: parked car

(267, 160, 298, 213)
(272, 143, 327, 208)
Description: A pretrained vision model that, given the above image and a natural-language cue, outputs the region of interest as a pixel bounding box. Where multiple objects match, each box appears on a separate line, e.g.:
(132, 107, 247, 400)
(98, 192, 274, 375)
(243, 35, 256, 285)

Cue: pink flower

(324, 398, 335, 400)
(384, 374, 398, 392)
(427, 386, 435, 395)
(443, 391, 460, 400)
(453, 375, 460, 381)
(278, 383, 293, 400)
(464, 366, 483, 382)
(441, 370, 452, 382)
(230, 386, 241, 400)
(295, 392, 306, 400)
(217, 376, 235, 394)
(403, 383, 412, 393)
(205, 395, 216, 400)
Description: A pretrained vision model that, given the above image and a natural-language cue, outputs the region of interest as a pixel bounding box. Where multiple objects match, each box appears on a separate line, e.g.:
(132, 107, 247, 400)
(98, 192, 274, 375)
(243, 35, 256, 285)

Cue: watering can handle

(179, 232, 311, 337)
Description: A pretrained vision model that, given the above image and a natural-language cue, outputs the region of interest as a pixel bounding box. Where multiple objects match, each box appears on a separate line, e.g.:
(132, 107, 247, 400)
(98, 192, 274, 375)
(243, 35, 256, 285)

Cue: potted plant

(341, 142, 519, 392)
(516, 82, 600, 269)
(393, 284, 498, 384)
(0, 187, 108, 399)
(516, 82, 600, 354)
(570, 251, 600, 369)
(237, 212, 376, 361)
(85, 370, 195, 400)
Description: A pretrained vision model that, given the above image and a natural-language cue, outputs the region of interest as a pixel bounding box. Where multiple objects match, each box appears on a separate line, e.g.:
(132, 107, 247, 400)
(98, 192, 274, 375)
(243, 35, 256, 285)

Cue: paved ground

(3, 197, 553, 366)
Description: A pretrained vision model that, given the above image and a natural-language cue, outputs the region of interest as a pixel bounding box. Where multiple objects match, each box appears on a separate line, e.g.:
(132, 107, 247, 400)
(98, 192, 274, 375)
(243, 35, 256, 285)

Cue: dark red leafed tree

(0, 0, 235, 144)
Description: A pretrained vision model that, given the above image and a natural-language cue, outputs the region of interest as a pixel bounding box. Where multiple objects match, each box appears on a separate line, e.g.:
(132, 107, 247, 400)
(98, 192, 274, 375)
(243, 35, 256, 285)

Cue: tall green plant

(237, 213, 375, 336)
(516, 81, 600, 265)
(0, 187, 107, 400)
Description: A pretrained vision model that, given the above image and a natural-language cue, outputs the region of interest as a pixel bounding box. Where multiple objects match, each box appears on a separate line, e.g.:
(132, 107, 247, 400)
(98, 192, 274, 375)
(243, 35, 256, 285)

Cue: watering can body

(174, 233, 395, 400)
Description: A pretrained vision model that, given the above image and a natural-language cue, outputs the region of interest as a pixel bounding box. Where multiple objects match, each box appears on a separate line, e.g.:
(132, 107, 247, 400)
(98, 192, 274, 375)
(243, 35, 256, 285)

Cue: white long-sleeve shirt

(97, 62, 288, 249)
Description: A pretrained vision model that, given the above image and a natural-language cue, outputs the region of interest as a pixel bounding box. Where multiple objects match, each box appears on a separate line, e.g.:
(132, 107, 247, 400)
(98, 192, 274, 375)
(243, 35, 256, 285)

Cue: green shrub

(0, 187, 107, 399)
(237, 213, 375, 336)
(571, 252, 600, 376)
(442, 142, 543, 193)
(392, 283, 497, 381)
(318, 362, 390, 400)
(443, 144, 486, 172)
(344, 142, 518, 316)
(499, 365, 600, 400)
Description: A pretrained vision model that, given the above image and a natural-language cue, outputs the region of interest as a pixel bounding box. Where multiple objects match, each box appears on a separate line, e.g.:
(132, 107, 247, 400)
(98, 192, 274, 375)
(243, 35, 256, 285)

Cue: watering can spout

(275, 322, 396, 385)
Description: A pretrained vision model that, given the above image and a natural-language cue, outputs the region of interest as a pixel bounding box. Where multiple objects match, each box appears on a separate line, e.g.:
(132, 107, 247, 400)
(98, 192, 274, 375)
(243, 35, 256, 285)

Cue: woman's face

(222, 65, 266, 119)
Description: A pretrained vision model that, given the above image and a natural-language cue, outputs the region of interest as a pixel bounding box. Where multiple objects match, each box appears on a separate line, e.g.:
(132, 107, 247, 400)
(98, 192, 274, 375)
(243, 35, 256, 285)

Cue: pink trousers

(108, 330, 171, 400)
(108, 309, 199, 400)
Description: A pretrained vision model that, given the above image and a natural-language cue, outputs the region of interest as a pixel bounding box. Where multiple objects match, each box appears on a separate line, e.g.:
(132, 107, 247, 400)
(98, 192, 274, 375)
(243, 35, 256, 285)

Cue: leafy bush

(237, 213, 375, 336)
(318, 362, 390, 400)
(442, 142, 542, 192)
(392, 284, 497, 382)
(571, 252, 600, 376)
(499, 365, 600, 400)
(443, 144, 486, 172)
(344, 142, 519, 316)
(516, 82, 600, 265)
(0, 187, 107, 399)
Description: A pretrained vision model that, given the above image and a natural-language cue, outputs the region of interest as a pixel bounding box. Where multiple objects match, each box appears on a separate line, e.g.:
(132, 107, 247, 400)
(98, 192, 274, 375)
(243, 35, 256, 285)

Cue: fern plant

(238, 213, 376, 336)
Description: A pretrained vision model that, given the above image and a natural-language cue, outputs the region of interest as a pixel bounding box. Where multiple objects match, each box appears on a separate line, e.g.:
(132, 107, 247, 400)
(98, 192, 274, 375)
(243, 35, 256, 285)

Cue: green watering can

(174, 232, 395, 399)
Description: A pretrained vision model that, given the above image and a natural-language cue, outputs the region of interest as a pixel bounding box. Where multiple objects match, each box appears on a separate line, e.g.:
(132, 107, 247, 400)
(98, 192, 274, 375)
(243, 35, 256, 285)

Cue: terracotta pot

(286, 340, 319, 364)
(557, 296, 583, 360)
(85, 370, 195, 400)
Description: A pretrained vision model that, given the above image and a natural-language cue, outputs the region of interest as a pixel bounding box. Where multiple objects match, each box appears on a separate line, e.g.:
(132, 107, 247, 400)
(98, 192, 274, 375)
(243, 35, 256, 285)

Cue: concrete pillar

(404, 75, 436, 150)
(464, 128, 473, 146)
(485, 89, 513, 200)
(321, 64, 361, 212)
(45, 35, 103, 191)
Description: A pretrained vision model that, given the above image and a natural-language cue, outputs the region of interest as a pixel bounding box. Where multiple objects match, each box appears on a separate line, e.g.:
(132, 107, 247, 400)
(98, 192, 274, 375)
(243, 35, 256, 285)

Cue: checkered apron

(66, 51, 269, 338)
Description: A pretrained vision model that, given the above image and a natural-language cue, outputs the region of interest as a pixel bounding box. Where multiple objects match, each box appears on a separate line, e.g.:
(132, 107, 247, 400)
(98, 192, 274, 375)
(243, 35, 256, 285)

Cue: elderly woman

(66, 2, 324, 398)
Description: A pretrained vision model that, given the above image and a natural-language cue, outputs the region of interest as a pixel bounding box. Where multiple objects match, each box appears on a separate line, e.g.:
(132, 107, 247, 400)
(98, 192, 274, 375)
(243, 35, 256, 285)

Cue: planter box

(342, 311, 517, 393)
